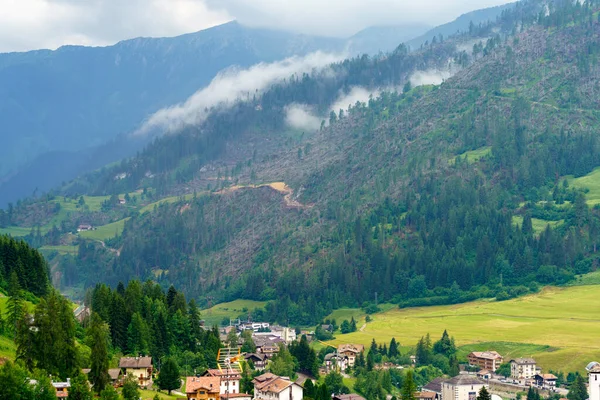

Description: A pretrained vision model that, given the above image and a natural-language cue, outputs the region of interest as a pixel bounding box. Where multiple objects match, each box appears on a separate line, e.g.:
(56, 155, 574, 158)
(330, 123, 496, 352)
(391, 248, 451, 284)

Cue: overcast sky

(1, 0, 513, 53)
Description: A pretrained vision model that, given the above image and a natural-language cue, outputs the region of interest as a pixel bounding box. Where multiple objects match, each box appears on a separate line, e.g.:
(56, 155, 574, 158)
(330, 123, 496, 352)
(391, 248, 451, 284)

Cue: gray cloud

(2, 0, 513, 52)
(138, 51, 346, 135)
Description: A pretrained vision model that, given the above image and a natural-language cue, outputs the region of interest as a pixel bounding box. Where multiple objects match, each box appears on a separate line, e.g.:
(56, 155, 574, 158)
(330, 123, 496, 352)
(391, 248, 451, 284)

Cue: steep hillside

(0, 21, 345, 206)
(6, 0, 600, 326)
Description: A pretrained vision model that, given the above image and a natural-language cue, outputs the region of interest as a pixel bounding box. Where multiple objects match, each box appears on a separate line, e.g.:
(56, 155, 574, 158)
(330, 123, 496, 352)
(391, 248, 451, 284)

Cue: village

(39, 318, 599, 400)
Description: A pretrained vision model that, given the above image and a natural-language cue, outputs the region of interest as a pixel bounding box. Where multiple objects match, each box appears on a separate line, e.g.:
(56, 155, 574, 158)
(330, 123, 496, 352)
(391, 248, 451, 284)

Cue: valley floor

(326, 284, 600, 372)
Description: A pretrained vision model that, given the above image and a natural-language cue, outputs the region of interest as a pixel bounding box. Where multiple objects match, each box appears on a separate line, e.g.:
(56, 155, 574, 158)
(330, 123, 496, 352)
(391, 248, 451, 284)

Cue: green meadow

(326, 284, 600, 373)
(450, 146, 492, 165)
(201, 299, 268, 326)
(512, 215, 564, 234)
(567, 167, 600, 205)
(79, 218, 131, 241)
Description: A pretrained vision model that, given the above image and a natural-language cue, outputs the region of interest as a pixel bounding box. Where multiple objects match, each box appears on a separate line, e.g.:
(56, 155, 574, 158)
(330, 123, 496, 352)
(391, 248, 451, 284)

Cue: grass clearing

(140, 194, 197, 214)
(567, 167, 600, 205)
(0, 335, 16, 360)
(80, 218, 131, 241)
(450, 146, 492, 165)
(39, 245, 78, 255)
(201, 299, 268, 326)
(131, 389, 185, 399)
(325, 285, 600, 373)
(512, 216, 563, 234)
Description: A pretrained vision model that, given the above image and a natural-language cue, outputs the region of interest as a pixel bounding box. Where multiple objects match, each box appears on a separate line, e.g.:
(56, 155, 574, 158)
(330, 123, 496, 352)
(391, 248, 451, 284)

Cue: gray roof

(511, 358, 536, 365)
(119, 356, 152, 368)
(444, 375, 486, 386)
(423, 378, 444, 393)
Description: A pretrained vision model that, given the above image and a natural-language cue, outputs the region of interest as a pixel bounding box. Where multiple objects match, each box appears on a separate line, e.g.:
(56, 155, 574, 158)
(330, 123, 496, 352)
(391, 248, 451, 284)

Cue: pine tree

(6, 271, 24, 337)
(389, 338, 400, 358)
(304, 379, 316, 399)
(89, 313, 111, 393)
(156, 358, 181, 395)
(401, 370, 417, 400)
(568, 376, 587, 400)
(477, 386, 492, 400)
(350, 317, 357, 332)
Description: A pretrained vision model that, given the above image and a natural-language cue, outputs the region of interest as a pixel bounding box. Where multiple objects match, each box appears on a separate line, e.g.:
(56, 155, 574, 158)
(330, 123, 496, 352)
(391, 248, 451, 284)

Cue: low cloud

(137, 51, 345, 135)
(409, 69, 453, 87)
(284, 104, 322, 131)
(330, 87, 380, 113)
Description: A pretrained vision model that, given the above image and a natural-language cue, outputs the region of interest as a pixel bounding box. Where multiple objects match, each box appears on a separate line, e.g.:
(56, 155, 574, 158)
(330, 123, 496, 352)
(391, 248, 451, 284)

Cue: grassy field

(325, 285, 600, 373)
(201, 299, 268, 326)
(567, 167, 600, 205)
(39, 245, 78, 255)
(136, 389, 185, 399)
(450, 146, 492, 164)
(140, 194, 197, 214)
(512, 216, 563, 234)
(80, 218, 131, 241)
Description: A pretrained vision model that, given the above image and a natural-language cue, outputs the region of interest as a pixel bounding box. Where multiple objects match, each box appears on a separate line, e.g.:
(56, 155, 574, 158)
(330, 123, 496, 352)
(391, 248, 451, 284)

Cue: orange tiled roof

(186, 376, 221, 394)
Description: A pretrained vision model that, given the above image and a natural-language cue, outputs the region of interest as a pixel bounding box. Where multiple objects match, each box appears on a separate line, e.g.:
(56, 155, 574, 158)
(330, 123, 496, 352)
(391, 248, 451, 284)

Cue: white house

(510, 358, 537, 381)
(203, 369, 242, 395)
(252, 373, 303, 400)
(441, 375, 487, 400)
(587, 362, 600, 400)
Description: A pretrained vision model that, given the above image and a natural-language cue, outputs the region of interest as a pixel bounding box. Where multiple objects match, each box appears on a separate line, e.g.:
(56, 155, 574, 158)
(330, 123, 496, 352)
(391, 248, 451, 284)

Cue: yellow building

(186, 376, 222, 400)
(119, 356, 153, 387)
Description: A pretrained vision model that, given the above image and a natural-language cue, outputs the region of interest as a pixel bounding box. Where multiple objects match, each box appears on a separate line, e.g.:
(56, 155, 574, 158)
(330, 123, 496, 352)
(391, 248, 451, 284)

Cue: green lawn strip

(201, 299, 268, 326)
(79, 218, 131, 241)
(449, 146, 492, 165)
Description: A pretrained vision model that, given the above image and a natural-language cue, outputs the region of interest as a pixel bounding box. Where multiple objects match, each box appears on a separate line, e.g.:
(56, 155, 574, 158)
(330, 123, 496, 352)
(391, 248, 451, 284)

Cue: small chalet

(74, 305, 91, 323)
(119, 356, 153, 386)
(337, 344, 364, 367)
(252, 372, 303, 400)
(186, 376, 221, 400)
(245, 353, 268, 370)
(534, 374, 557, 390)
(52, 379, 71, 398)
(77, 224, 93, 232)
(477, 370, 492, 380)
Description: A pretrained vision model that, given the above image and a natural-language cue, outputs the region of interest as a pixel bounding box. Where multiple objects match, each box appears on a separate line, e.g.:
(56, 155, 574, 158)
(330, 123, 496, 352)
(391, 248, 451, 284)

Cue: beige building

(252, 373, 303, 400)
(337, 344, 365, 367)
(119, 356, 153, 386)
(510, 358, 537, 381)
(468, 351, 503, 372)
(441, 375, 487, 400)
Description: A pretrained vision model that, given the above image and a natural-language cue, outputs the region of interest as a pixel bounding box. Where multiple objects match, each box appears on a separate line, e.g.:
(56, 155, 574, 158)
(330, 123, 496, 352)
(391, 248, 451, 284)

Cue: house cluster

(44, 356, 153, 398)
(185, 371, 303, 400)
(324, 344, 365, 373)
(467, 351, 557, 390)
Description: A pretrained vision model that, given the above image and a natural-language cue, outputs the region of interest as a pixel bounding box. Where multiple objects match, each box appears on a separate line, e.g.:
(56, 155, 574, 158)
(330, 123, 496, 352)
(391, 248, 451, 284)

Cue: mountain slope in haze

(407, 2, 517, 49)
(347, 24, 432, 55)
(0, 21, 345, 205)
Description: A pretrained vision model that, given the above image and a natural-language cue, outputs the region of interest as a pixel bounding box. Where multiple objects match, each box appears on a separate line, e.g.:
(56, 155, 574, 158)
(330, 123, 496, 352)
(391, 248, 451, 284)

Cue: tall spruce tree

(156, 358, 181, 395)
(88, 313, 111, 393)
(401, 370, 417, 400)
(477, 386, 492, 400)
